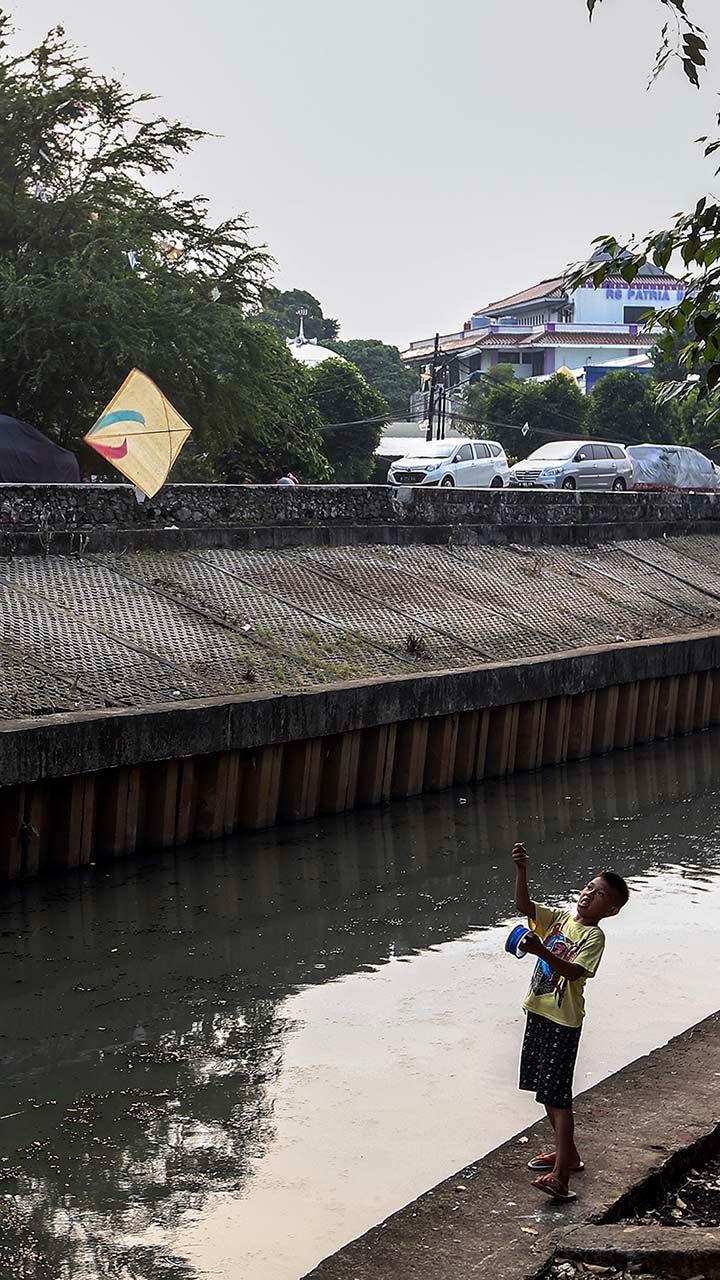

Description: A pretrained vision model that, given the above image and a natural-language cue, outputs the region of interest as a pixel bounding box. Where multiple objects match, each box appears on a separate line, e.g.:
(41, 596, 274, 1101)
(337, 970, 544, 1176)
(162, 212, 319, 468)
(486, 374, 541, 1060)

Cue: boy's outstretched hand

(511, 842, 528, 868)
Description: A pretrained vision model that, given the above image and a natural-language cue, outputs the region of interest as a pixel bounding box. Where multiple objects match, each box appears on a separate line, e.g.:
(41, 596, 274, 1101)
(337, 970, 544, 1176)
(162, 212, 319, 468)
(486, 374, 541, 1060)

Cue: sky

(16, 0, 720, 348)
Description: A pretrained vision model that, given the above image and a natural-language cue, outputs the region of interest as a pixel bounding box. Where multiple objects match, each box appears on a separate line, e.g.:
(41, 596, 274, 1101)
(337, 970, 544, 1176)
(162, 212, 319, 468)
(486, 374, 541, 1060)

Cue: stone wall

(2, 483, 720, 554)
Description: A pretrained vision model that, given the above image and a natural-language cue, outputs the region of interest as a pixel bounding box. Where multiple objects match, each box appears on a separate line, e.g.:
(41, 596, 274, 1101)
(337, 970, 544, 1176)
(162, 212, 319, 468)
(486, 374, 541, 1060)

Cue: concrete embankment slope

(2, 485, 720, 876)
(303, 1011, 720, 1280)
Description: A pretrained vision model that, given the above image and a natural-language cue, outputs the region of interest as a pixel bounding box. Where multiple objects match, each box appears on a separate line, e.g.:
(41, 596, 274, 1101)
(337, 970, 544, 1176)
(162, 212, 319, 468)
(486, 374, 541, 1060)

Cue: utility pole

(426, 333, 440, 443)
(439, 367, 448, 440)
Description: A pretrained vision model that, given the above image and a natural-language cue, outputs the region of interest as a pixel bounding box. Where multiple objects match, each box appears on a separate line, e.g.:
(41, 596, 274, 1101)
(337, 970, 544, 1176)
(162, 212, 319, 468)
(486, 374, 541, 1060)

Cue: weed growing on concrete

(405, 631, 429, 657)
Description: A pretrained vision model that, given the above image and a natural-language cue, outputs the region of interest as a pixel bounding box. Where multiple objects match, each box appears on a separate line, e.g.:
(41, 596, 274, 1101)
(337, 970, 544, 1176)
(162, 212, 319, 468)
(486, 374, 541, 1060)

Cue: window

(455, 444, 473, 462)
(500, 352, 522, 364)
(608, 445, 625, 459)
(473, 443, 490, 459)
(488, 443, 502, 457)
(575, 446, 593, 463)
(591, 444, 611, 460)
(624, 306, 651, 324)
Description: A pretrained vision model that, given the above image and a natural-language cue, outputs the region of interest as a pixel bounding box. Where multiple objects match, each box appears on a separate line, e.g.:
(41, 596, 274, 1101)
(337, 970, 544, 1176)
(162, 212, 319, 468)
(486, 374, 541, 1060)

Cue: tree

(310, 359, 387, 483)
(574, 2, 720, 416)
(461, 370, 587, 459)
(325, 338, 417, 417)
(587, 1, 706, 85)
(0, 16, 331, 481)
(586, 371, 683, 445)
(675, 387, 718, 451)
(256, 287, 339, 342)
(470, 363, 518, 390)
(213, 324, 332, 482)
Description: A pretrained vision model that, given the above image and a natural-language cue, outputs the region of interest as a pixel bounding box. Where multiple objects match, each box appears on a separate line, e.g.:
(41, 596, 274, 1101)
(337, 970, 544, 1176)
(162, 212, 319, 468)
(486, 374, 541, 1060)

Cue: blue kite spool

(505, 925, 531, 958)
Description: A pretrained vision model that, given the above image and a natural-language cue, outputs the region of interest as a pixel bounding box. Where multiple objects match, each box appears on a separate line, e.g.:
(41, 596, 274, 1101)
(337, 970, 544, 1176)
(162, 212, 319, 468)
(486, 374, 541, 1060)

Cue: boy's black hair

(600, 870, 629, 907)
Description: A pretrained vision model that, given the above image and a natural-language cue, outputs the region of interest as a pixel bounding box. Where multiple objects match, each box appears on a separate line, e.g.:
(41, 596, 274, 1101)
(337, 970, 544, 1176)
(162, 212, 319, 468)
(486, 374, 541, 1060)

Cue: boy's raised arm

(512, 843, 536, 921)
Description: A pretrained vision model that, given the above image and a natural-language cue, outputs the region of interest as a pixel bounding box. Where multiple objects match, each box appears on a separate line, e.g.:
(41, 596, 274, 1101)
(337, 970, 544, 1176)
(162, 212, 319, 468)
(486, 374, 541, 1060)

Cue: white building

(286, 314, 343, 368)
(401, 262, 686, 405)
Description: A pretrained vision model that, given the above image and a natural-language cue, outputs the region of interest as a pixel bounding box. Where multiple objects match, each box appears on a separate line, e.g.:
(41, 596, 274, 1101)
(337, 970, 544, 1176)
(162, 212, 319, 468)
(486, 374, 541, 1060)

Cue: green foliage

(576, 2, 720, 421)
(463, 371, 588, 457)
(0, 16, 332, 482)
(214, 323, 332, 482)
(310, 358, 387, 483)
(474, 363, 518, 389)
(586, 371, 683, 444)
(651, 324, 700, 382)
(670, 385, 718, 451)
(325, 338, 417, 416)
(569, 212, 720, 420)
(257, 287, 339, 342)
(587, 0, 706, 85)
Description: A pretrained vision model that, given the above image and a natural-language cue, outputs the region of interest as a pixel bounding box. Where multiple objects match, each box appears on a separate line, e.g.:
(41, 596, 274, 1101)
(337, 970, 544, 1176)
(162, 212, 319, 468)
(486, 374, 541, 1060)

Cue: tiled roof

(401, 329, 654, 362)
(537, 331, 653, 347)
(480, 270, 685, 315)
(480, 276, 566, 314)
(401, 334, 484, 360)
(600, 274, 684, 290)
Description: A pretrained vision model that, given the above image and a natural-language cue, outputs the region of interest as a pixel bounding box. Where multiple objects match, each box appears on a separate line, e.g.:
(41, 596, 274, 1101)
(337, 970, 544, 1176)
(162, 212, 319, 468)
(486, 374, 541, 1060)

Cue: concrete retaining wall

(3, 483, 720, 553)
(1, 632, 719, 879)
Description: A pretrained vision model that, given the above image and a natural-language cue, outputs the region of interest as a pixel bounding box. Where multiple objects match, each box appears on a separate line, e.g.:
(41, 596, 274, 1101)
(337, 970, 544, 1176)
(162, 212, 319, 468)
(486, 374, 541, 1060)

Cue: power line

(314, 404, 720, 461)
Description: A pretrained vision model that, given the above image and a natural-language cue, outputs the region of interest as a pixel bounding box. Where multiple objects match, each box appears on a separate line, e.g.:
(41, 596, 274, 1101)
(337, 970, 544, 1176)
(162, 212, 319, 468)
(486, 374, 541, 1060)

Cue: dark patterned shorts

(519, 1011, 581, 1109)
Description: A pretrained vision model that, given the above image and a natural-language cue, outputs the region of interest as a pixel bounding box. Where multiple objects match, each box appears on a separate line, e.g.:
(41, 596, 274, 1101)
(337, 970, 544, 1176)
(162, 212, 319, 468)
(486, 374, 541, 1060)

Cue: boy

(511, 841, 629, 1203)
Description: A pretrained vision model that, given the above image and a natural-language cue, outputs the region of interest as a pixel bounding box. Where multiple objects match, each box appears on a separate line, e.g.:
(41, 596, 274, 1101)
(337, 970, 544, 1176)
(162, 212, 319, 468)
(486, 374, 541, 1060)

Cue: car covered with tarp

(0, 414, 79, 483)
(627, 443, 719, 492)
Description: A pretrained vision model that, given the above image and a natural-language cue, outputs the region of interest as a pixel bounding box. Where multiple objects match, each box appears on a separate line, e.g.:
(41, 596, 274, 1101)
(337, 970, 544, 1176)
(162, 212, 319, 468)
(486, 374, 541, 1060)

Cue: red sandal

(528, 1153, 585, 1172)
(531, 1174, 577, 1203)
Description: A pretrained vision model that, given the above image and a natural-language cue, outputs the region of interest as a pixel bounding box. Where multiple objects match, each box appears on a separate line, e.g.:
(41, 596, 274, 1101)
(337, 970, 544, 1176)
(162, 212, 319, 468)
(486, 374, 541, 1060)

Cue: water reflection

(0, 732, 719, 1277)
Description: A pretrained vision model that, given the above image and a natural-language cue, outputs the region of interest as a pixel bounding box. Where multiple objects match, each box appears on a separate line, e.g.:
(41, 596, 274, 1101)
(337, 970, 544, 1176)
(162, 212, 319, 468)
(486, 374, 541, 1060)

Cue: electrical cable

(316, 405, 720, 459)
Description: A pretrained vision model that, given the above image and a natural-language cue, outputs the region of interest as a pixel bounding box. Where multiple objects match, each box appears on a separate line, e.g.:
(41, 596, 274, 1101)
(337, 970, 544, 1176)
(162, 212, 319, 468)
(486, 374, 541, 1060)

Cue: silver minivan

(509, 440, 633, 491)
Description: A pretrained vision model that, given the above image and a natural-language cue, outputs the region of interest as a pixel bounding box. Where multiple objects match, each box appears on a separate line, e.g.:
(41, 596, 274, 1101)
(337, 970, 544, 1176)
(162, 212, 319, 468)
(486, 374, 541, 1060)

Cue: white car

(387, 439, 510, 488)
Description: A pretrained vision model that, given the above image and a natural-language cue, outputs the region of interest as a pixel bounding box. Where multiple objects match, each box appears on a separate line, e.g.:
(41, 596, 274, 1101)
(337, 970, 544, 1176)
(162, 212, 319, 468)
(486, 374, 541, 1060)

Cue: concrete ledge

(302, 1012, 720, 1280)
(2, 630, 720, 787)
(8, 519, 720, 555)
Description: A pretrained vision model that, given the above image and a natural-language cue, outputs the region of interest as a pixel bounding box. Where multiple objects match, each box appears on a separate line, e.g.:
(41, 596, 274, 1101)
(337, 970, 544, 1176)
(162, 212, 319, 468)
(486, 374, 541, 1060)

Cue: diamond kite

(84, 368, 192, 497)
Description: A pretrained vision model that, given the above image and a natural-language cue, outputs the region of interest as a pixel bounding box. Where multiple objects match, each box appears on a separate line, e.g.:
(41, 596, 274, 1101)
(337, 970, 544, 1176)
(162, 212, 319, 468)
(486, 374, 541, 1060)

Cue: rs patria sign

(602, 287, 687, 302)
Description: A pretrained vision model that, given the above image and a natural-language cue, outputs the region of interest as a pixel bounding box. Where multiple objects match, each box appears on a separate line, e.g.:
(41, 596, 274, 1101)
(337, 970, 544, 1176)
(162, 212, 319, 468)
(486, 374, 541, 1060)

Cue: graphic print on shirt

(530, 924, 583, 1009)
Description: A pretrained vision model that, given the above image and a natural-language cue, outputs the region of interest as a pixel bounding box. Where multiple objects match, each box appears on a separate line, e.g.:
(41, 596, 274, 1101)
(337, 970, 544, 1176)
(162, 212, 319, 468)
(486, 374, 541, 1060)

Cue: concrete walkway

(303, 1012, 720, 1280)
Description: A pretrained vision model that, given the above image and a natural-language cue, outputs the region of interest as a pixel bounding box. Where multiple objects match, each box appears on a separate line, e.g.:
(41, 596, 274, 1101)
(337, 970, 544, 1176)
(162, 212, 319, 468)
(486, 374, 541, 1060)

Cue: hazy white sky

(16, 0, 720, 346)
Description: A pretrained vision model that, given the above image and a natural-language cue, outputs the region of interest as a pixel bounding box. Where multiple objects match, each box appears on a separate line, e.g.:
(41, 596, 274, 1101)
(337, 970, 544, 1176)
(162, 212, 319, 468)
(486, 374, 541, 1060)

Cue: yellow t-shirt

(522, 903, 605, 1029)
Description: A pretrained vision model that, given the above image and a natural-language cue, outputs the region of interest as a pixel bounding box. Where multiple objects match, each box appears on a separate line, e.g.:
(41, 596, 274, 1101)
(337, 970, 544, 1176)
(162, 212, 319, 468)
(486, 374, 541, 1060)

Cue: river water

(2, 732, 720, 1279)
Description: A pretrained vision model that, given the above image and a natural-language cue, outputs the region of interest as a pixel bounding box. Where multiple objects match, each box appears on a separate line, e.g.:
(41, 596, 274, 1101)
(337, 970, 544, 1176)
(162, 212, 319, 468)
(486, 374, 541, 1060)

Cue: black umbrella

(0, 415, 80, 483)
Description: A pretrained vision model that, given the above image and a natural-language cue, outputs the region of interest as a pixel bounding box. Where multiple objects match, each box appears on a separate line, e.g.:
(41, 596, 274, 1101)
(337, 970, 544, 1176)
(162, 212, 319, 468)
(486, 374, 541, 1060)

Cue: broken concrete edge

(2, 628, 720, 787)
(301, 1011, 720, 1280)
(559, 1223, 720, 1277)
